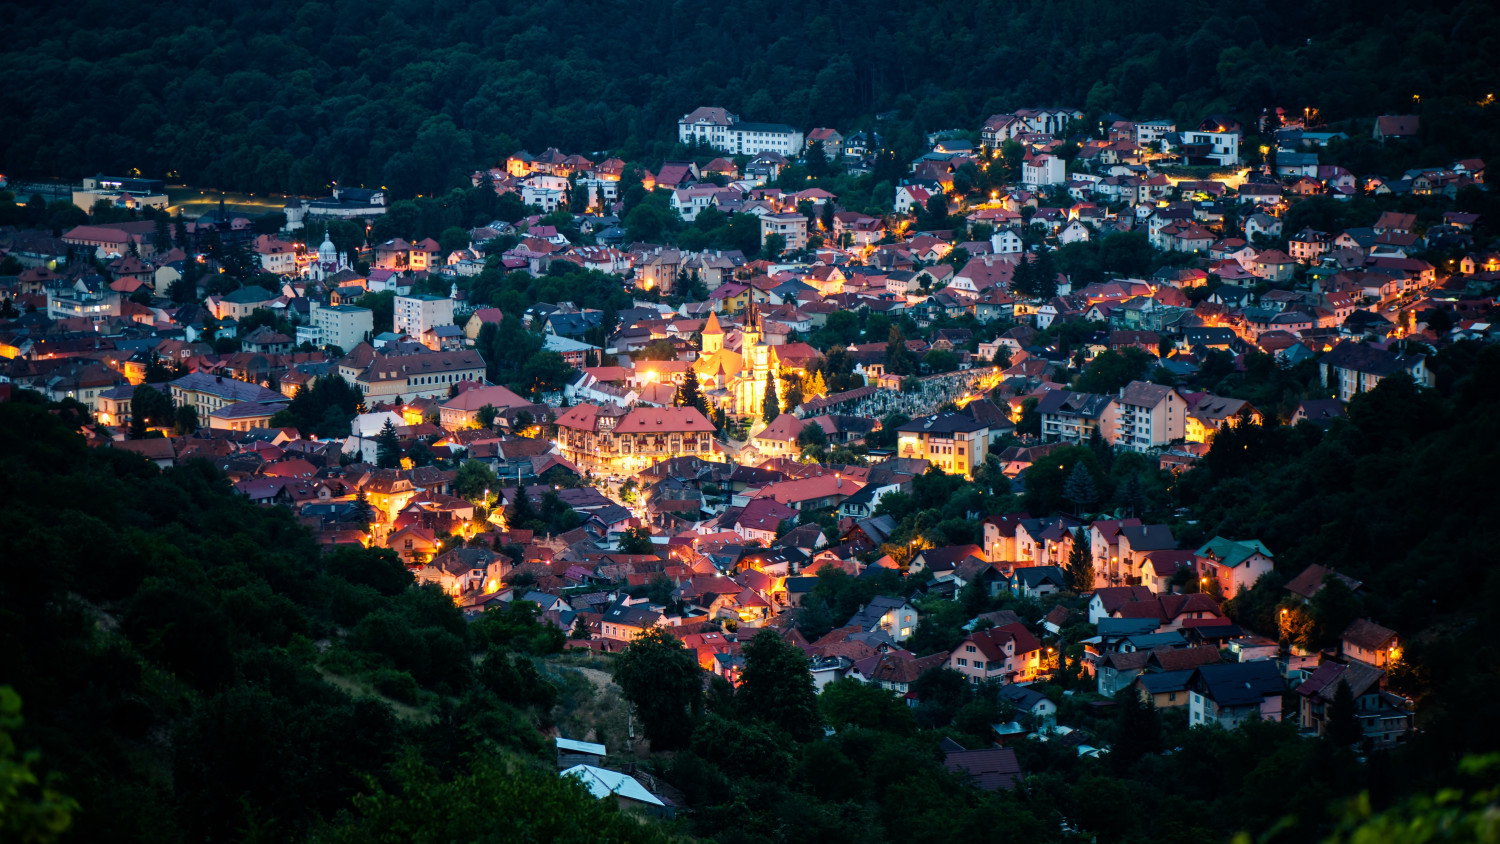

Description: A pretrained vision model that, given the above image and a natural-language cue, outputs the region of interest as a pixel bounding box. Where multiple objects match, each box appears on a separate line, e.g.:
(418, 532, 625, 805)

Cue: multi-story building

(341, 347, 487, 402)
(949, 623, 1043, 684)
(1134, 118, 1176, 146)
(895, 412, 990, 479)
(209, 285, 277, 321)
(555, 403, 720, 474)
(1021, 154, 1066, 187)
(253, 234, 299, 275)
(1319, 341, 1434, 402)
(760, 213, 808, 253)
(395, 294, 455, 346)
(168, 372, 289, 417)
(678, 107, 804, 157)
(46, 278, 122, 323)
(1103, 381, 1187, 452)
(303, 302, 374, 353)
(1036, 390, 1111, 444)
(1195, 536, 1274, 599)
(1177, 128, 1240, 166)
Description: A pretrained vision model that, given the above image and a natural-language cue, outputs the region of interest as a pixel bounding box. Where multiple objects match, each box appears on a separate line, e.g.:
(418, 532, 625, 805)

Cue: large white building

(678, 107, 804, 157)
(395, 294, 455, 347)
(302, 302, 374, 353)
(1178, 129, 1240, 166)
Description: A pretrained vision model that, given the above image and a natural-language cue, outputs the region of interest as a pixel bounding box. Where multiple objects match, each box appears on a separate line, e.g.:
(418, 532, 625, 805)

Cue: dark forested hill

(2, 0, 1498, 197)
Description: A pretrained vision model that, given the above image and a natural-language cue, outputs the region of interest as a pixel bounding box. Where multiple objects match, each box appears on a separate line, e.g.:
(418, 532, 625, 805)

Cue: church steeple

(702, 310, 724, 355)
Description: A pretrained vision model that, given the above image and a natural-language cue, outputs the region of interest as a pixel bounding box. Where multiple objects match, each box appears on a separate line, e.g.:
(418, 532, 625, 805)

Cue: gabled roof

(1195, 537, 1273, 567)
(1341, 618, 1397, 650)
(1191, 661, 1284, 706)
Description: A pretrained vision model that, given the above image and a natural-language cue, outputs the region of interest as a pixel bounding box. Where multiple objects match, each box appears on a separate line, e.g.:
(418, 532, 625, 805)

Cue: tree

(762, 232, 786, 258)
(617, 526, 654, 555)
(375, 419, 401, 468)
(172, 405, 199, 436)
(675, 369, 709, 417)
(1062, 462, 1099, 515)
(1111, 687, 1161, 772)
(454, 460, 498, 502)
(612, 627, 702, 749)
(806, 369, 827, 399)
(797, 421, 828, 453)
(1118, 473, 1145, 517)
(1066, 535, 1095, 592)
(1325, 679, 1361, 747)
(736, 630, 820, 742)
(923, 348, 959, 374)
(818, 677, 915, 735)
(761, 368, 780, 422)
(128, 384, 173, 438)
(349, 491, 376, 531)
(0, 688, 77, 844)
(519, 350, 573, 397)
(475, 404, 499, 429)
(885, 325, 917, 376)
(780, 372, 805, 412)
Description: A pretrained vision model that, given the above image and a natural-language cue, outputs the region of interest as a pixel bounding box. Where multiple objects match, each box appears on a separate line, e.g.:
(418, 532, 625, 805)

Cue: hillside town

(1, 98, 1484, 808)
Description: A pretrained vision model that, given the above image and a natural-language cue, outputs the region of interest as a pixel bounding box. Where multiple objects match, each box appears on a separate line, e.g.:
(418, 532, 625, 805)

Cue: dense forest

(0, 394, 663, 842)
(3, 0, 1500, 196)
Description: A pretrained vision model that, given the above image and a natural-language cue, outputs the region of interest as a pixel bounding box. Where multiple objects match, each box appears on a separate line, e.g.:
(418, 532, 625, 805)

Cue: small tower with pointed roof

(702, 310, 724, 355)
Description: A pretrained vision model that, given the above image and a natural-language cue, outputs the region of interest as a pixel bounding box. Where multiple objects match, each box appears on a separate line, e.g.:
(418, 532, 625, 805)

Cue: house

(1184, 395, 1258, 443)
(1104, 381, 1186, 452)
(1134, 669, 1197, 709)
(1088, 585, 1156, 624)
(807, 127, 844, 158)
(1296, 661, 1412, 750)
(847, 596, 919, 642)
(1291, 398, 1347, 427)
(1036, 390, 1112, 444)
(1373, 115, 1420, 144)
(895, 413, 990, 478)
(1283, 564, 1362, 605)
(600, 601, 664, 642)
(997, 684, 1057, 722)
(386, 525, 440, 565)
(1010, 565, 1067, 599)
(1116, 524, 1176, 581)
(1188, 661, 1284, 728)
(943, 742, 1021, 791)
(1195, 537, 1273, 599)
(733, 497, 800, 545)
(1319, 341, 1435, 402)
(438, 384, 532, 431)
(895, 184, 937, 215)
(910, 544, 985, 581)
(1341, 619, 1400, 668)
(949, 623, 1043, 684)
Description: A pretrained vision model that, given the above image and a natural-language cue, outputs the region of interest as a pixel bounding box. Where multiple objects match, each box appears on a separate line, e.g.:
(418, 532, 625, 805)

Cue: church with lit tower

(693, 309, 780, 417)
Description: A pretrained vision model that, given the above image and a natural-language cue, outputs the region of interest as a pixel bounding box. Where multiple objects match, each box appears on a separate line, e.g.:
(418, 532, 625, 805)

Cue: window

(965, 644, 976, 653)
(956, 658, 967, 667)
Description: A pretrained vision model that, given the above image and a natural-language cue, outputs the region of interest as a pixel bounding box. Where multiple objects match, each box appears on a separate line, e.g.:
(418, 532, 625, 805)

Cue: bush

(371, 669, 421, 705)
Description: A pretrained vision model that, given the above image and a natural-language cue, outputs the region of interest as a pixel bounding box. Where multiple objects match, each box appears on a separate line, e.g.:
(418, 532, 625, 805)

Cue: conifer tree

(1067, 535, 1095, 592)
(375, 419, 401, 468)
(1062, 462, 1098, 515)
(807, 369, 827, 398)
(762, 368, 780, 422)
